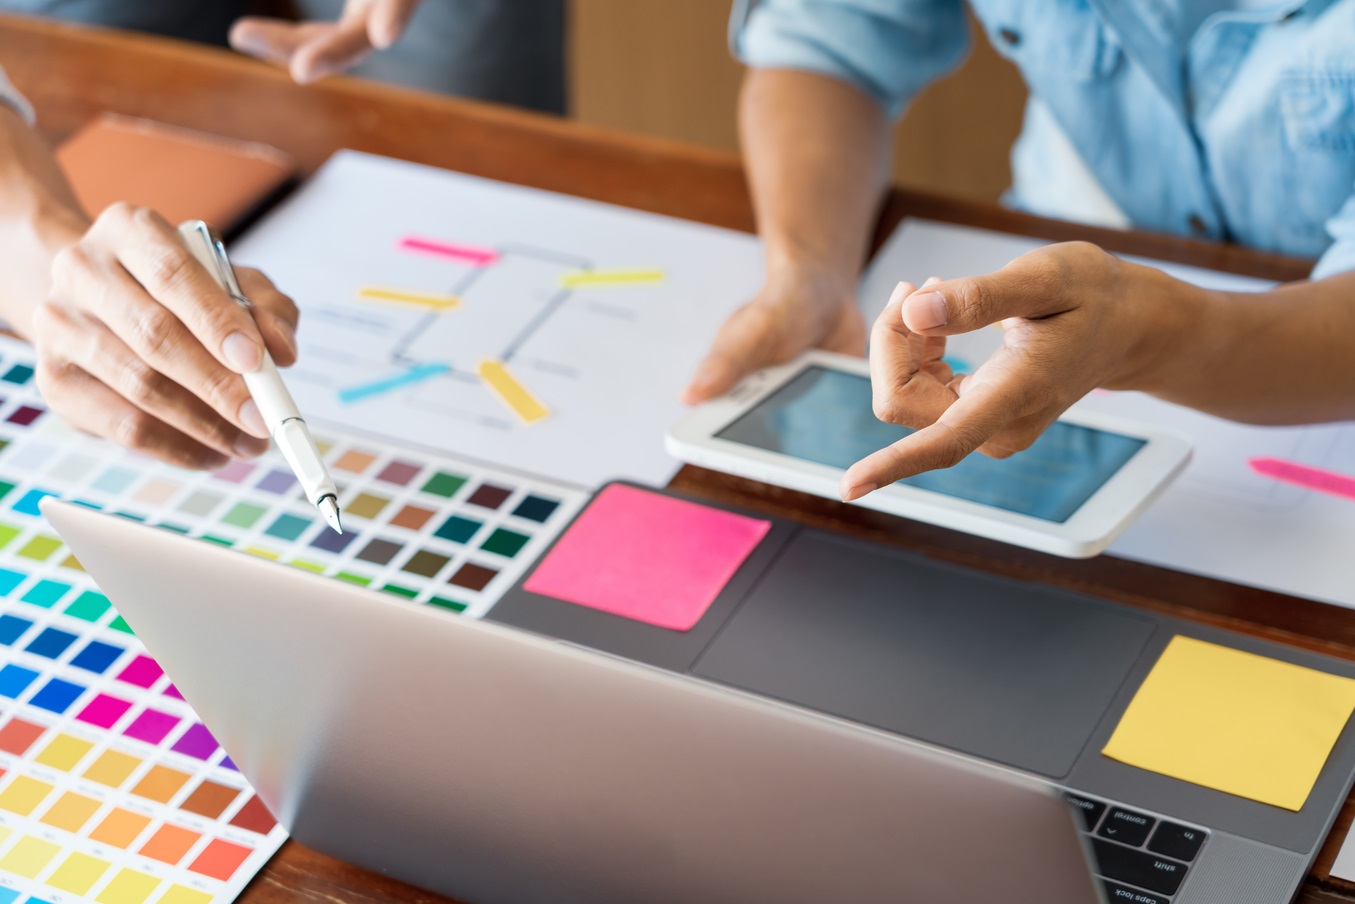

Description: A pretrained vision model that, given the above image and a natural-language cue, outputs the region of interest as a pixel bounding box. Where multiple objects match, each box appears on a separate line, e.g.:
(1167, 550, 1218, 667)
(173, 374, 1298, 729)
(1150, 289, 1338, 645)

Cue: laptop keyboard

(1063, 792, 1208, 902)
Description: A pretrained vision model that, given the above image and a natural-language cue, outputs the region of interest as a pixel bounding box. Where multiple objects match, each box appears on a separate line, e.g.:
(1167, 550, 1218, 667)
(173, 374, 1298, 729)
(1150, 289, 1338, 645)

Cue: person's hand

(840, 242, 1177, 500)
(681, 264, 866, 405)
(229, 0, 420, 84)
(33, 203, 300, 470)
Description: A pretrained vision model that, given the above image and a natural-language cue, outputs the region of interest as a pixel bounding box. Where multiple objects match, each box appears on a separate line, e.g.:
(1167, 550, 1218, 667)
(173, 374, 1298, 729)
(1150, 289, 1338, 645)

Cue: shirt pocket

(973, 0, 1121, 82)
(1279, 70, 1355, 246)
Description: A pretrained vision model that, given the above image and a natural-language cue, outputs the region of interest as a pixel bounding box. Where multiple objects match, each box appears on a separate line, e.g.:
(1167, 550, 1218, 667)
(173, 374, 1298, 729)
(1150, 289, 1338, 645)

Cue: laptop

(43, 492, 1355, 904)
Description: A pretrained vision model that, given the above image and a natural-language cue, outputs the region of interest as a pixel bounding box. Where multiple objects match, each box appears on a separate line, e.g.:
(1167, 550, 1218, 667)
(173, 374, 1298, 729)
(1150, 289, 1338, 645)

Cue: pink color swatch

(76, 693, 134, 729)
(212, 460, 256, 484)
(117, 655, 165, 689)
(1249, 457, 1355, 502)
(397, 236, 499, 267)
(123, 708, 181, 745)
(163, 683, 185, 701)
(523, 484, 771, 631)
(173, 723, 220, 760)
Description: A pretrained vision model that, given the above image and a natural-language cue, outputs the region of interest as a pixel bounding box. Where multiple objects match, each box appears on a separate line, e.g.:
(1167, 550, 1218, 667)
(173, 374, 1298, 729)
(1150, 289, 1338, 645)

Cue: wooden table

(3, 12, 1353, 903)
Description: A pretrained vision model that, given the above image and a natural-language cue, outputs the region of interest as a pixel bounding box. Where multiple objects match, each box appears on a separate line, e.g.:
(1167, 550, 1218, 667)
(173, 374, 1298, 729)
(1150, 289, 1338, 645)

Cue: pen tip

(318, 496, 343, 535)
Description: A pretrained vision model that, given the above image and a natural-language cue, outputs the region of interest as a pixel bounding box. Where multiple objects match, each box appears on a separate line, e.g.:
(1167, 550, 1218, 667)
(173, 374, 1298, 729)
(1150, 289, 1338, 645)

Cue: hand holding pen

(178, 221, 342, 534)
(35, 204, 300, 471)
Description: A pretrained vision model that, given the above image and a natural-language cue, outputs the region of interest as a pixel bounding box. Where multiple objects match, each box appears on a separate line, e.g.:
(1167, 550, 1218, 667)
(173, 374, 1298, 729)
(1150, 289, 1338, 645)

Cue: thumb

(680, 303, 782, 406)
(900, 258, 1074, 337)
(369, 0, 419, 49)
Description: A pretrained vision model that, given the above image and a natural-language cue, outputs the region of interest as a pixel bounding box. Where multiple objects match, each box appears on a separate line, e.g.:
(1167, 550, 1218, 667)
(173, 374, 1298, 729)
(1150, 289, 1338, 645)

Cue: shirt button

(1187, 213, 1209, 236)
(998, 27, 1021, 47)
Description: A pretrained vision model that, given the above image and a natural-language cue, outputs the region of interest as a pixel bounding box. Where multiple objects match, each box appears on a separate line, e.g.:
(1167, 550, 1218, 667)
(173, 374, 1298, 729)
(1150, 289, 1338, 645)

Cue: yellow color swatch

(132, 765, 190, 803)
(356, 286, 461, 310)
(84, 749, 141, 787)
(478, 360, 549, 424)
(0, 834, 61, 878)
(16, 534, 62, 561)
(41, 790, 102, 832)
(36, 733, 95, 771)
(158, 885, 213, 904)
(1103, 635, 1355, 811)
(47, 851, 111, 895)
(61, 553, 85, 572)
(96, 868, 161, 904)
(0, 775, 54, 816)
(244, 546, 280, 561)
(559, 269, 664, 288)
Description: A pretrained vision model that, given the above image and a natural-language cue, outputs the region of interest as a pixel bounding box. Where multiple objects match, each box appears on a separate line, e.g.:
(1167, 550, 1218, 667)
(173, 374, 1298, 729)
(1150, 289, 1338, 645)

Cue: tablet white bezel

(666, 351, 1191, 558)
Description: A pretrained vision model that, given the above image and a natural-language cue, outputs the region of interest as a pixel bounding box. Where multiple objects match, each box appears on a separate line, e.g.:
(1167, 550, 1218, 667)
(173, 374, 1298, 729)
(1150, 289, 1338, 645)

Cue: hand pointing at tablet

(840, 241, 1355, 502)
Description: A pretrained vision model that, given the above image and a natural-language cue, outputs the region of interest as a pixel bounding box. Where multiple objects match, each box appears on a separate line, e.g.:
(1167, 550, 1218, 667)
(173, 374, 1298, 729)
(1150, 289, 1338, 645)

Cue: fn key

(1149, 821, 1207, 862)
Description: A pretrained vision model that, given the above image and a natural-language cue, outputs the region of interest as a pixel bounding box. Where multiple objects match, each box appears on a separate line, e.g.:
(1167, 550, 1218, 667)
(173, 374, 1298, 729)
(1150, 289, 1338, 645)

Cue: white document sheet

(859, 218, 1355, 609)
(231, 151, 765, 489)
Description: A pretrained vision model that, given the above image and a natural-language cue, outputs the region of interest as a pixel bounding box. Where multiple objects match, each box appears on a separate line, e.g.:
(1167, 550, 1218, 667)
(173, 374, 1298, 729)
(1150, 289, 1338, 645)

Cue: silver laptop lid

(45, 499, 1102, 904)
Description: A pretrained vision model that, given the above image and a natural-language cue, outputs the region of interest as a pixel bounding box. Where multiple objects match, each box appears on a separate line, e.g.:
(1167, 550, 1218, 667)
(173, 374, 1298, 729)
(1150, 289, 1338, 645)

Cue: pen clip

(179, 220, 251, 307)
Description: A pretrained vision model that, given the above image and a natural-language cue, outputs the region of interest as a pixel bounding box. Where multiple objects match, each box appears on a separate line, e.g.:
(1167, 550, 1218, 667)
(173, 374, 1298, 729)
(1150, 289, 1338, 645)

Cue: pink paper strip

(398, 236, 499, 266)
(524, 484, 771, 631)
(1249, 457, 1355, 502)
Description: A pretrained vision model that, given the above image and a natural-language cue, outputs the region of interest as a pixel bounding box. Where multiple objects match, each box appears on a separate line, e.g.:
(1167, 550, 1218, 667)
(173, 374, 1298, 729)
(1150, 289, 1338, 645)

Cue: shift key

(1092, 839, 1187, 896)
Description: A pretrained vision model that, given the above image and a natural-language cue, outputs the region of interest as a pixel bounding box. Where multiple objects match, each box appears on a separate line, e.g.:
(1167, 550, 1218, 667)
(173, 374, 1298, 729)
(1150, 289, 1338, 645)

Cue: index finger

(840, 369, 1028, 501)
(92, 205, 267, 374)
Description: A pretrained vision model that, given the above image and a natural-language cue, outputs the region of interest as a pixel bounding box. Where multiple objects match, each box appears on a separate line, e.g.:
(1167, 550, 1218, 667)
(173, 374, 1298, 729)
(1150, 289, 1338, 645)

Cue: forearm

(0, 104, 89, 338)
(740, 68, 890, 291)
(1115, 263, 1355, 425)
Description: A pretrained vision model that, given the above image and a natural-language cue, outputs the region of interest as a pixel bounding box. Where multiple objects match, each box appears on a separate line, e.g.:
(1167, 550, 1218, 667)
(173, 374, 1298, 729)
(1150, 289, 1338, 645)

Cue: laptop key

(1102, 879, 1170, 904)
(1097, 807, 1156, 846)
(1092, 839, 1187, 896)
(1148, 821, 1207, 862)
(1063, 792, 1107, 831)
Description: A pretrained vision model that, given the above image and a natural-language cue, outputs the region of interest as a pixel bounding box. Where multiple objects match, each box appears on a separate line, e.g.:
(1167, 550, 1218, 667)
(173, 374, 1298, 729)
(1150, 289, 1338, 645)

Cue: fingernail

(906, 292, 948, 330)
(887, 281, 910, 308)
(234, 434, 268, 459)
(842, 482, 878, 502)
(231, 31, 265, 54)
(923, 276, 942, 287)
(239, 399, 269, 438)
(222, 332, 262, 372)
(278, 319, 298, 359)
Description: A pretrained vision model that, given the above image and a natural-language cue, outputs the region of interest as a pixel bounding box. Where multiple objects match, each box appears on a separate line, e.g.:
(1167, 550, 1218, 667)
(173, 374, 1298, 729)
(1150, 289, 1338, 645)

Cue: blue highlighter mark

(338, 363, 452, 404)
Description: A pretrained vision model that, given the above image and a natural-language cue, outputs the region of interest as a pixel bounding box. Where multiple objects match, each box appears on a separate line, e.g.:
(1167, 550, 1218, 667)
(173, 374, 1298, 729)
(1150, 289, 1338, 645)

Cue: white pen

(178, 221, 343, 534)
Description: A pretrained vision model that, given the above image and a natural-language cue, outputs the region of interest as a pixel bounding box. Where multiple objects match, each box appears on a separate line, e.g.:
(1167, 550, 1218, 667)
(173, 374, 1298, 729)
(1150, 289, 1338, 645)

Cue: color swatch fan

(0, 336, 583, 902)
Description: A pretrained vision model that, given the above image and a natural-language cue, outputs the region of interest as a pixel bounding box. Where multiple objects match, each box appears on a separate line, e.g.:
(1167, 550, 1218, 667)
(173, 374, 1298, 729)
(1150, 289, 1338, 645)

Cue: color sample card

(0, 337, 585, 901)
(1102, 636, 1355, 811)
(524, 484, 771, 631)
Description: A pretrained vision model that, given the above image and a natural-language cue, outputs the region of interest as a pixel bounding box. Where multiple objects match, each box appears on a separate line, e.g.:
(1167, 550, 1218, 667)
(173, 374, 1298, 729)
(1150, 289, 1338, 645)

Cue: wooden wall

(567, 0, 1027, 202)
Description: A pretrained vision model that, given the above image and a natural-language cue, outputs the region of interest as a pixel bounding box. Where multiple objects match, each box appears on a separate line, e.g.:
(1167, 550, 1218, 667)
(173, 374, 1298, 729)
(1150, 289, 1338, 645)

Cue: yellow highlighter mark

(477, 360, 550, 424)
(559, 269, 665, 289)
(356, 286, 462, 311)
(1102, 635, 1355, 811)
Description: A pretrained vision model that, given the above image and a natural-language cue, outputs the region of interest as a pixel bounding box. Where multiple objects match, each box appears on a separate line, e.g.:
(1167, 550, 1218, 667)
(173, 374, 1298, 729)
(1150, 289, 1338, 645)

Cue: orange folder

(57, 113, 296, 231)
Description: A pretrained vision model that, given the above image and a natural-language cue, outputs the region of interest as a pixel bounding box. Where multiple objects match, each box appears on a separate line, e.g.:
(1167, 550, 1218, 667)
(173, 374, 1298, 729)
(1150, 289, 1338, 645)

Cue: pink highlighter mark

(524, 484, 771, 632)
(76, 693, 134, 729)
(398, 236, 499, 267)
(1249, 457, 1355, 502)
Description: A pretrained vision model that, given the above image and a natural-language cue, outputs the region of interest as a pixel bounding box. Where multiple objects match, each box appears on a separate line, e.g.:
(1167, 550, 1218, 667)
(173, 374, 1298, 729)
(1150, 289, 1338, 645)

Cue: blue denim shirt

(731, 0, 1355, 279)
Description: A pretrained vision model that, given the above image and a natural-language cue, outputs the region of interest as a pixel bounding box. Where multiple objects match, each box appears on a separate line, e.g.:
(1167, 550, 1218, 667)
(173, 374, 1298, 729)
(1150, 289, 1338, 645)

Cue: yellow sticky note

(1103, 636, 1355, 811)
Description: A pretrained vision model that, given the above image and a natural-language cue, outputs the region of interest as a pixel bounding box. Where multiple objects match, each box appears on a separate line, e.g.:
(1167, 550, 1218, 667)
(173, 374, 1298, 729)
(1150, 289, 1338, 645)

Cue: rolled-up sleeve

(1313, 189, 1355, 280)
(0, 65, 34, 126)
(729, 0, 970, 118)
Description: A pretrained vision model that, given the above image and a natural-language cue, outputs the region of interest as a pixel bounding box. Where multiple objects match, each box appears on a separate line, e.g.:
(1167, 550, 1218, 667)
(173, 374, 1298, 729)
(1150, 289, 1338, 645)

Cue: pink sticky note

(523, 484, 771, 631)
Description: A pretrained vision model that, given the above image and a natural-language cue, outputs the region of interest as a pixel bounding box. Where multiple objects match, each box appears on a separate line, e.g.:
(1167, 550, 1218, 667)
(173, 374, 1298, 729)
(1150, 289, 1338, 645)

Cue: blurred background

(569, 0, 1026, 202)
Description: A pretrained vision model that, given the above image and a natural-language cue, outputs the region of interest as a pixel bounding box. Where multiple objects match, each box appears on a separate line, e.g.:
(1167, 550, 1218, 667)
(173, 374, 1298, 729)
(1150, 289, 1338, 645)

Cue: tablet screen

(715, 366, 1145, 523)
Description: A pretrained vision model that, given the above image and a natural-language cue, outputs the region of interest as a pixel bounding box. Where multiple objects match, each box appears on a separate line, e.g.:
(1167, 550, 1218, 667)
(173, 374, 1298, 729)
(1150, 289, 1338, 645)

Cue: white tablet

(666, 351, 1191, 558)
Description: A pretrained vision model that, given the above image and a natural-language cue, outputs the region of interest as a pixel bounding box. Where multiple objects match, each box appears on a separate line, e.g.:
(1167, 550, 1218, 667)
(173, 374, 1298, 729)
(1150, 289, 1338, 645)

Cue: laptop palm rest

(691, 530, 1155, 779)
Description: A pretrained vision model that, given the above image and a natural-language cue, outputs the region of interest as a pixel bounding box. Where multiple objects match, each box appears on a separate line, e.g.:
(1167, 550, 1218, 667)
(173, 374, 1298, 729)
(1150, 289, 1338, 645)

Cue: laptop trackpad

(692, 531, 1156, 779)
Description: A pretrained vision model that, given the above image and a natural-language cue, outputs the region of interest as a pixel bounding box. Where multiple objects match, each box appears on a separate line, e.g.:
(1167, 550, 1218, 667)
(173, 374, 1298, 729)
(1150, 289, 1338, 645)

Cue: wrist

(1104, 260, 1217, 393)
